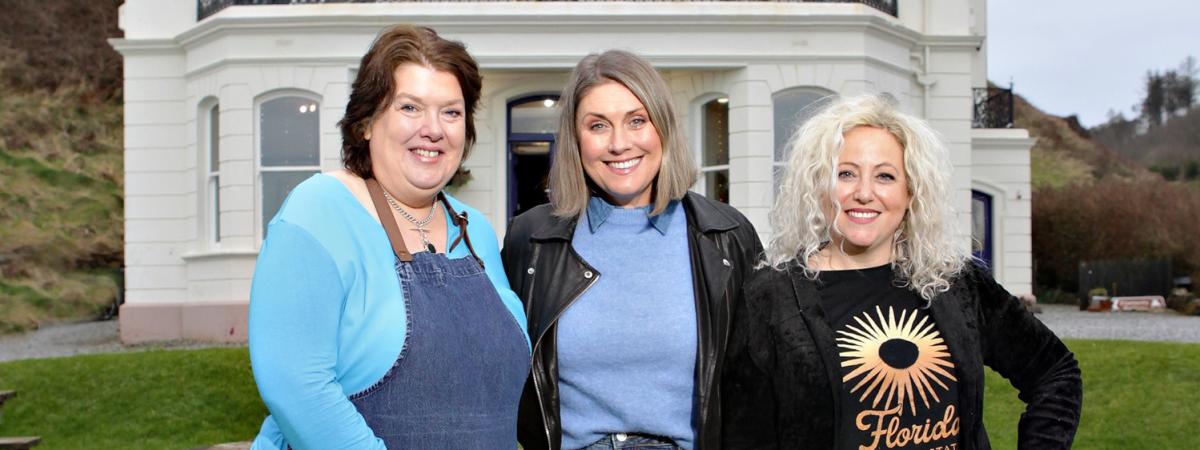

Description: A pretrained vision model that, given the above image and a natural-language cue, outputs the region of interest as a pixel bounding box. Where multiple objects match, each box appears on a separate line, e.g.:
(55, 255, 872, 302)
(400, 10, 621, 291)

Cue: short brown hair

(339, 25, 483, 179)
(549, 50, 697, 218)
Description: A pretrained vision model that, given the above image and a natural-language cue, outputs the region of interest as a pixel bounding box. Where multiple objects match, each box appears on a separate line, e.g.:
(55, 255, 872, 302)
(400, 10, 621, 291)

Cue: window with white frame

(699, 97, 730, 203)
(259, 95, 320, 237)
(206, 103, 220, 243)
(772, 87, 834, 193)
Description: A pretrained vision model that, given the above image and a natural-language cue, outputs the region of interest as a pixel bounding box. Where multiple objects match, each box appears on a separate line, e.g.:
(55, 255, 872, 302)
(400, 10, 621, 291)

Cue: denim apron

(347, 179, 529, 449)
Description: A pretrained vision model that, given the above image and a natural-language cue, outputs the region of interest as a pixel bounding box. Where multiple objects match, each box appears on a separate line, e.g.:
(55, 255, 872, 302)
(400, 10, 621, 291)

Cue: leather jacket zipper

(531, 262, 599, 450)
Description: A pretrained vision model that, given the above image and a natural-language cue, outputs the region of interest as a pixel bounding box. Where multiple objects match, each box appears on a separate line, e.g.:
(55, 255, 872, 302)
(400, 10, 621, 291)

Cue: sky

(988, 0, 1200, 127)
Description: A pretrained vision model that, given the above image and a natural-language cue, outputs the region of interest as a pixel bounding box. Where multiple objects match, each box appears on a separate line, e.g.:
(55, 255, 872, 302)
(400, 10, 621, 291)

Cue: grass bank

(0, 83, 123, 333)
(0, 340, 1196, 448)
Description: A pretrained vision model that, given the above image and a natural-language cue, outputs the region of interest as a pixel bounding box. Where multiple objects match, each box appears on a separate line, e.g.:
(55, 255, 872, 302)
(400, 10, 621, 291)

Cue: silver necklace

(382, 190, 440, 253)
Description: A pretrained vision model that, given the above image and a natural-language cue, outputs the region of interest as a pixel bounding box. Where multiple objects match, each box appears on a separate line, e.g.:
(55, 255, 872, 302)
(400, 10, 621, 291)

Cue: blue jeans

(581, 433, 681, 450)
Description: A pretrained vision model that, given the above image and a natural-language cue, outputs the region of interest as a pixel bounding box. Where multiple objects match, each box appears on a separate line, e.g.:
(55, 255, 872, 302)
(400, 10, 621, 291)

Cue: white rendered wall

(971, 129, 1036, 296)
(118, 0, 195, 40)
(117, 40, 191, 307)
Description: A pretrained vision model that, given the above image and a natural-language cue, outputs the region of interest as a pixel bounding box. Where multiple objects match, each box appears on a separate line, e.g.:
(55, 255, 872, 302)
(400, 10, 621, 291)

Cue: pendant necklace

(381, 190, 440, 253)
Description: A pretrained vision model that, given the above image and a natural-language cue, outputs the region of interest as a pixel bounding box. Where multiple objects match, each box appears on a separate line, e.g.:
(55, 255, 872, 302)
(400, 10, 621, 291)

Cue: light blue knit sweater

(556, 198, 697, 450)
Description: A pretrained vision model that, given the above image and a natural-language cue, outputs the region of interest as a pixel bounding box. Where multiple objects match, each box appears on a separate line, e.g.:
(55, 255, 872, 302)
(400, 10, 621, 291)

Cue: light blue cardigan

(248, 174, 529, 450)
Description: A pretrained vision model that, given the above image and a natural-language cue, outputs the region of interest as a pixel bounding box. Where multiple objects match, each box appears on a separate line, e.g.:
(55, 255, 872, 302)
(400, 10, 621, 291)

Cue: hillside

(1017, 91, 1200, 294)
(0, 0, 124, 332)
(1013, 93, 1150, 188)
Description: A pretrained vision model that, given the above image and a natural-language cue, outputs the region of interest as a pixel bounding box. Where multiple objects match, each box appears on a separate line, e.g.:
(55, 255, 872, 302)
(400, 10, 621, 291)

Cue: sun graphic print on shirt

(836, 305, 961, 450)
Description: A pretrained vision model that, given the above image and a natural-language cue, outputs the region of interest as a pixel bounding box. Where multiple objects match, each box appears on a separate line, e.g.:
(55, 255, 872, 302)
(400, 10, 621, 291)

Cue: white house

(110, 0, 1034, 343)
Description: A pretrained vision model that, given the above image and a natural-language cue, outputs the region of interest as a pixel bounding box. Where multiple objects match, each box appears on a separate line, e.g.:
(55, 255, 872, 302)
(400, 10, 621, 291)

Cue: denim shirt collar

(585, 196, 678, 235)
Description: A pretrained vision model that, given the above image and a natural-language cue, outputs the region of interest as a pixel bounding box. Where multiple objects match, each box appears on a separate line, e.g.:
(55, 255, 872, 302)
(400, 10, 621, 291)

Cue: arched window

(259, 94, 320, 237)
(772, 87, 834, 192)
(204, 102, 220, 243)
(698, 96, 730, 203)
(971, 190, 993, 268)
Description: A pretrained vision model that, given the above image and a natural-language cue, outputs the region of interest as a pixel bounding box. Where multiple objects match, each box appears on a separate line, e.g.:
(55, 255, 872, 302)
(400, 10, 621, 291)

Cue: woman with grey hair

(721, 95, 1082, 449)
(502, 50, 763, 450)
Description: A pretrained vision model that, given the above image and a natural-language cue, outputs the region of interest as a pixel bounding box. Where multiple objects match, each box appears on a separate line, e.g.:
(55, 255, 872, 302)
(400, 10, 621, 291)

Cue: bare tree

(1175, 56, 1197, 112)
(1163, 71, 1182, 116)
(1142, 70, 1165, 127)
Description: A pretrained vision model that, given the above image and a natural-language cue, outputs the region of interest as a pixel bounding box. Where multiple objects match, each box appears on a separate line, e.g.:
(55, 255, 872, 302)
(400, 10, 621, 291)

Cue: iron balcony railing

(972, 86, 1014, 129)
(198, 0, 898, 21)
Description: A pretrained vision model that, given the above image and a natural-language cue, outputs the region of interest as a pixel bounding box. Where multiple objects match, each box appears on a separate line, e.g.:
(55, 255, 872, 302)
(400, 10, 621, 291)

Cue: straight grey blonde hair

(766, 94, 969, 301)
(549, 50, 697, 218)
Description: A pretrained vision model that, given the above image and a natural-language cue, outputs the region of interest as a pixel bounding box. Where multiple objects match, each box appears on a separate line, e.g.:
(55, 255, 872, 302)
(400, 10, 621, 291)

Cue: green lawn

(983, 340, 1200, 449)
(0, 348, 265, 449)
(0, 340, 1197, 449)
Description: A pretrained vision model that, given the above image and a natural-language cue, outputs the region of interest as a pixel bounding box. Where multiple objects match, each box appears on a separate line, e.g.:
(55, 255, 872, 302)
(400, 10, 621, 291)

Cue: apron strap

(365, 177, 413, 262)
(440, 195, 485, 269)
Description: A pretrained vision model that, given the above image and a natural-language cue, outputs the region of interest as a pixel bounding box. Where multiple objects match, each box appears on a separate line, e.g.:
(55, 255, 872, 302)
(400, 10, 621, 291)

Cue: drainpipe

(917, 0, 936, 116)
(916, 45, 935, 116)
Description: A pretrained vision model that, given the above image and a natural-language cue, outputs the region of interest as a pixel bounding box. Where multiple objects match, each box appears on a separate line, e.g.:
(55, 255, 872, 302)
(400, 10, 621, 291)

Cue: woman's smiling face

(366, 63, 466, 203)
(827, 125, 910, 262)
(575, 81, 663, 208)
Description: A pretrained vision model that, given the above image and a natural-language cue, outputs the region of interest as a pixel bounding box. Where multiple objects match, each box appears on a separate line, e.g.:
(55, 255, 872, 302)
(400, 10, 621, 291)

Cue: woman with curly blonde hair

(722, 94, 1081, 450)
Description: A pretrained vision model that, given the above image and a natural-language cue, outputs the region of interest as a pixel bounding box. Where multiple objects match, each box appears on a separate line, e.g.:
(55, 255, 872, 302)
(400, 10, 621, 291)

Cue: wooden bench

(0, 390, 39, 449)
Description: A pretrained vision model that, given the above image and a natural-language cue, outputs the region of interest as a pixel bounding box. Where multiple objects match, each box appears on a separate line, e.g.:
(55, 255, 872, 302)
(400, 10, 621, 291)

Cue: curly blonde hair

(765, 94, 969, 301)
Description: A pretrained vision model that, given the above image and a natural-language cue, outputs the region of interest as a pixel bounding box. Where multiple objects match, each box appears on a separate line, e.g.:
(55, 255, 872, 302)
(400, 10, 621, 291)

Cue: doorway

(971, 190, 993, 268)
(507, 95, 559, 218)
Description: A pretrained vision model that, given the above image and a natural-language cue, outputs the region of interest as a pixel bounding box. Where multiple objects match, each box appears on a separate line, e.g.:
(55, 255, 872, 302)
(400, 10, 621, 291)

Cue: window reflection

(700, 97, 730, 203)
(772, 88, 833, 193)
(260, 95, 320, 236)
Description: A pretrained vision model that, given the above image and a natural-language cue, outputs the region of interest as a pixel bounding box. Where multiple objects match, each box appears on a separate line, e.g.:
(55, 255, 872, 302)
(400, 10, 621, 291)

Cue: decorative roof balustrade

(198, 0, 898, 21)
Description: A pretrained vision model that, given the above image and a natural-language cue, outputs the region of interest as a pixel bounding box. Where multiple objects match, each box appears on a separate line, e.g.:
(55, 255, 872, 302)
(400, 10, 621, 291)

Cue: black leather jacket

(722, 261, 1083, 450)
(502, 192, 764, 450)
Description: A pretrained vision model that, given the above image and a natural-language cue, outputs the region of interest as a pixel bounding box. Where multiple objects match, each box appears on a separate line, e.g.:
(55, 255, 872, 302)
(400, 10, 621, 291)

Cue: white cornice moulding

(183, 53, 917, 79)
(180, 248, 261, 262)
(109, 38, 183, 56)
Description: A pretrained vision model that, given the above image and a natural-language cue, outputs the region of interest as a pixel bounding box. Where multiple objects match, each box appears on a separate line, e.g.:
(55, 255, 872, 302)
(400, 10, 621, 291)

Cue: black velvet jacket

(502, 192, 763, 450)
(722, 262, 1082, 450)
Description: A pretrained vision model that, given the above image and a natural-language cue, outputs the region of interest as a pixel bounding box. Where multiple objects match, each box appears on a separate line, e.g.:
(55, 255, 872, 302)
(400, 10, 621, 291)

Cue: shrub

(1033, 177, 1200, 293)
(1166, 293, 1199, 316)
(1035, 286, 1079, 305)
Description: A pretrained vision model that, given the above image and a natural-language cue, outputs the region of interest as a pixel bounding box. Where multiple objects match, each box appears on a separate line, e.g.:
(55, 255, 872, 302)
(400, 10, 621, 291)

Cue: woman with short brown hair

(248, 25, 529, 450)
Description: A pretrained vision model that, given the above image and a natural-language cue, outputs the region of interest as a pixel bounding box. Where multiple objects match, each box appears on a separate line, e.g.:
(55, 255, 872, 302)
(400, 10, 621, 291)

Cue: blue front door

(971, 190, 993, 268)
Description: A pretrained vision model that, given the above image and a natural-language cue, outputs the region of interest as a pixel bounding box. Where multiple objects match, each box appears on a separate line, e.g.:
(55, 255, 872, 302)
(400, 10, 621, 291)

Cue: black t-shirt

(817, 264, 961, 450)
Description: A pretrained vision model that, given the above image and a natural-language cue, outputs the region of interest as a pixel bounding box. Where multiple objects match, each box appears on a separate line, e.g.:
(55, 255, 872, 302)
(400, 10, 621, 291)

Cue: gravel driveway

(1, 304, 1197, 363)
(0, 320, 239, 363)
(1036, 303, 1200, 343)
